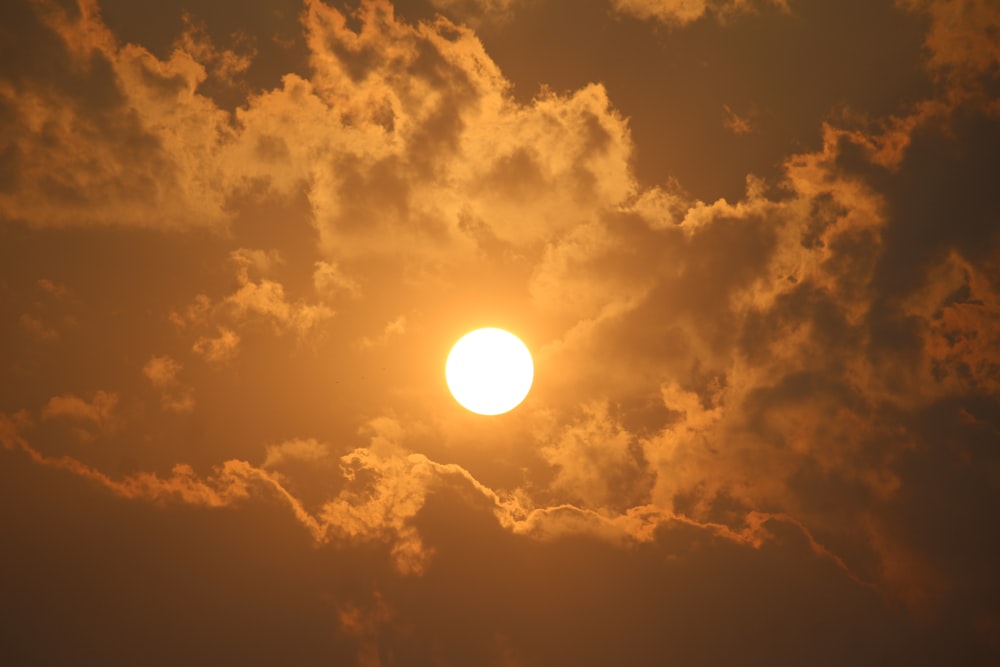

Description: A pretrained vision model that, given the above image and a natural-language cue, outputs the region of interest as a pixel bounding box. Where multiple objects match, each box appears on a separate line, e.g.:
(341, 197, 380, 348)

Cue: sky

(1, 0, 999, 664)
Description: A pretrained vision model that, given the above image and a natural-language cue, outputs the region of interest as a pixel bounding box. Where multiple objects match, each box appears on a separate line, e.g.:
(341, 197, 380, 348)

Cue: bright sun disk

(446, 328, 534, 415)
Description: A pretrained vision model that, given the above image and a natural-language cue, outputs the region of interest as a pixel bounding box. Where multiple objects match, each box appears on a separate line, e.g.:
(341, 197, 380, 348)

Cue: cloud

(1, 405, 868, 588)
(192, 327, 240, 364)
(230, 247, 283, 280)
(295, 0, 635, 264)
(41, 390, 119, 439)
(313, 260, 361, 299)
(359, 315, 407, 349)
(337, 594, 394, 667)
(17, 277, 74, 341)
(905, 251, 1000, 396)
(173, 11, 254, 88)
(2, 2, 999, 657)
(539, 401, 653, 511)
(143, 355, 195, 413)
(1, 0, 639, 264)
(263, 438, 331, 468)
(0, 0, 233, 229)
(19, 313, 59, 341)
(36, 278, 68, 299)
(142, 355, 183, 387)
(426, 0, 522, 25)
(168, 249, 334, 345)
(610, 0, 788, 26)
(722, 103, 753, 135)
(225, 277, 334, 338)
(220, 247, 334, 337)
(897, 0, 1000, 80)
(169, 294, 213, 330)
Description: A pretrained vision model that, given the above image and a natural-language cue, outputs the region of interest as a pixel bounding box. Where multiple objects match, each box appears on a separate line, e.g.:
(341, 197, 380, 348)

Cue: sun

(446, 328, 534, 415)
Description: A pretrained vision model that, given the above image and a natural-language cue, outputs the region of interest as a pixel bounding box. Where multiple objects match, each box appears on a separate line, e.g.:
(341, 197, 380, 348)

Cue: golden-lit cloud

(611, 0, 788, 25)
(143, 355, 195, 413)
(313, 260, 361, 299)
(721, 103, 754, 135)
(539, 401, 653, 511)
(41, 390, 119, 439)
(262, 437, 332, 468)
(225, 272, 334, 337)
(898, 0, 1000, 79)
(173, 10, 255, 87)
(0, 0, 232, 229)
(906, 252, 1000, 396)
(2, 0, 999, 662)
(192, 326, 240, 364)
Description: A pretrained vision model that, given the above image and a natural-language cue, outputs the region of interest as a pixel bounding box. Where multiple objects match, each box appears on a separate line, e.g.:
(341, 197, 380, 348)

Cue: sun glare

(446, 328, 534, 415)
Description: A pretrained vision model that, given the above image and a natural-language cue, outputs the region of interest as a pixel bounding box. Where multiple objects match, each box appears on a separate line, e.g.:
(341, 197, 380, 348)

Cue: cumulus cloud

(143, 355, 195, 413)
(220, 247, 334, 337)
(192, 327, 240, 364)
(1, 0, 637, 265)
(897, 0, 1000, 80)
(0, 0, 233, 229)
(905, 252, 1000, 396)
(2, 1, 999, 657)
(225, 277, 334, 337)
(169, 293, 214, 330)
(539, 401, 653, 511)
(41, 390, 119, 439)
(294, 0, 635, 264)
(0, 405, 864, 588)
(167, 249, 334, 347)
(611, 0, 788, 26)
(313, 260, 361, 299)
(173, 11, 254, 88)
(262, 438, 331, 468)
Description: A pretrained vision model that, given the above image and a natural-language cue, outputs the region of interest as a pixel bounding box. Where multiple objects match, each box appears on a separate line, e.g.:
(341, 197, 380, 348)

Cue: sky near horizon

(2, 0, 999, 664)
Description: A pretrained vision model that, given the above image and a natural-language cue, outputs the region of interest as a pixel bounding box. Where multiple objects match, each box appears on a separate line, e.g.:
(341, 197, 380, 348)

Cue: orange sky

(2, 0, 999, 664)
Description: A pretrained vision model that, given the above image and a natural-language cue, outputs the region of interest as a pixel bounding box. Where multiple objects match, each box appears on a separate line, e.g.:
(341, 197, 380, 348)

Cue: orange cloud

(41, 390, 119, 439)
(906, 252, 1000, 396)
(143, 355, 195, 413)
(192, 327, 240, 364)
(2, 3, 998, 650)
(611, 0, 788, 26)
(898, 0, 1000, 80)
(539, 401, 653, 511)
(262, 438, 332, 468)
(19, 313, 59, 342)
(313, 260, 361, 299)
(0, 0, 232, 229)
(173, 11, 254, 87)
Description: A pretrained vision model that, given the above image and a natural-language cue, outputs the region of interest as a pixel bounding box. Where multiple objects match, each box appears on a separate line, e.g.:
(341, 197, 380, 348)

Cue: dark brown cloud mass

(2, 0, 999, 664)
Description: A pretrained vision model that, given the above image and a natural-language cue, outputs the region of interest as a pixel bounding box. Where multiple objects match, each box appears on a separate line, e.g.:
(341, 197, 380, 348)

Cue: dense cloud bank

(2, 0, 998, 664)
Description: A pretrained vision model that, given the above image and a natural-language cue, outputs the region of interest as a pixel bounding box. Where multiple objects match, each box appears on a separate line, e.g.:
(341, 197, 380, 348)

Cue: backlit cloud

(41, 390, 119, 438)
(1, 0, 998, 663)
(611, 0, 788, 25)
(143, 355, 195, 413)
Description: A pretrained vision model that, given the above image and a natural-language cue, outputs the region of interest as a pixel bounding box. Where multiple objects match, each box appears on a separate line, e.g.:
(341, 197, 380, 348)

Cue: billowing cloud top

(2, 0, 999, 664)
